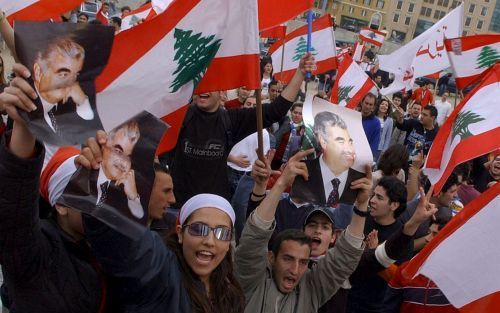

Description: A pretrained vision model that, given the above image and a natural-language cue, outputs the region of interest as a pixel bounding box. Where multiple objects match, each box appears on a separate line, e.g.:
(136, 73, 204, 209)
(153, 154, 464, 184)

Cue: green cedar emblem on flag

(292, 37, 318, 62)
(129, 15, 140, 26)
(475, 46, 500, 69)
(170, 28, 222, 93)
(338, 85, 354, 103)
(452, 111, 485, 141)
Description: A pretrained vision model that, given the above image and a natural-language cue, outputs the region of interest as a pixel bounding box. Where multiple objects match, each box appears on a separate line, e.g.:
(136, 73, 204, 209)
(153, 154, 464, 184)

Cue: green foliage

(170, 28, 222, 93)
(452, 111, 485, 141)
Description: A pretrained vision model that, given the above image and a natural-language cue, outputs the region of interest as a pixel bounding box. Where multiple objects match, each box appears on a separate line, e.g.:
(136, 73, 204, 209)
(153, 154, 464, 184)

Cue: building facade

(315, 0, 499, 45)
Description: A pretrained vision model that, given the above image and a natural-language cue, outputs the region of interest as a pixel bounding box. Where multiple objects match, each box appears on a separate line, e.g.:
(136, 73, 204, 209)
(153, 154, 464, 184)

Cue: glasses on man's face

(184, 222, 232, 241)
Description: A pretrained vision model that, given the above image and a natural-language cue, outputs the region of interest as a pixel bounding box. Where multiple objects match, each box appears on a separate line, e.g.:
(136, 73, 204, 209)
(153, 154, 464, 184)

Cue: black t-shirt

(170, 96, 293, 206)
(396, 119, 439, 155)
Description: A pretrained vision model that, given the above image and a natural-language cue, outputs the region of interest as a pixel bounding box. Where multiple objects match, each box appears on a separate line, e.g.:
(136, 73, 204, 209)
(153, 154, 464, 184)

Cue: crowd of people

(0, 2, 499, 313)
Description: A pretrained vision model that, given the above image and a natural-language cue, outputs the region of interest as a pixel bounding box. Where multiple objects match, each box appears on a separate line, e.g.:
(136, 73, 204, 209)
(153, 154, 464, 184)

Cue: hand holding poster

(14, 21, 114, 146)
(291, 95, 373, 211)
(59, 111, 168, 238)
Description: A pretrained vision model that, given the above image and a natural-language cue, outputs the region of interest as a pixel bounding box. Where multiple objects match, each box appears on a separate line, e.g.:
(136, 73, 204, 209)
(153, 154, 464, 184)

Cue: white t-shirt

(261, 77, 272, 96)
(434, 100, 452, 126)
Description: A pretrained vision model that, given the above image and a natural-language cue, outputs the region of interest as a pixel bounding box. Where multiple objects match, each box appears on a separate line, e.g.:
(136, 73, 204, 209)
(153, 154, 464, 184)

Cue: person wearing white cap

(0, 77, 109, 313)
(83, 192, 246, 313)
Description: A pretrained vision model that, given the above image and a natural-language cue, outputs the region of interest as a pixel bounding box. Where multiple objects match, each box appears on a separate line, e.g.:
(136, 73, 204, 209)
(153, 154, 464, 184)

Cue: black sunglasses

(184, 222, 232, 241)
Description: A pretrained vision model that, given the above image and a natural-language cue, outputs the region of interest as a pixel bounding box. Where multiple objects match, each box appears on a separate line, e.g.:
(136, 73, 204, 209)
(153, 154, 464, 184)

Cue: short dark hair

(362, 92, 377, 103)
(78, 12, 89, 19)
(432, 209, 452, 230)
(377, 176, 407, 218)
(153, 162, 170, 175)
(441, 171, 459, 193)
(110, 16, 122, 27)
(424, 105, 438, 118)
(121, 6, 131, 13)
(392, 92, 403, 101)
(377, 144, 409, 176)
(290, 102, 303, 112)
(271, 229, 312, 256)
(269, 80, 279, 88)
(89, 19, 103, 25)
(454, 162, 472, 183)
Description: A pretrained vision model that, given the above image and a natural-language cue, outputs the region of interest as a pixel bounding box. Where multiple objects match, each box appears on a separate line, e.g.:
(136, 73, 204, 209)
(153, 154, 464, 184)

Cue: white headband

(179, 193, 235, 226)
(48, 156, 77, 206)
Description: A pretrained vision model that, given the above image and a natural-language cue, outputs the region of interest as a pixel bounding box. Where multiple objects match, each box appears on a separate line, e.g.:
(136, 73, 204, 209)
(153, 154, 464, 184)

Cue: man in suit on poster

(292, 111, 365, 207)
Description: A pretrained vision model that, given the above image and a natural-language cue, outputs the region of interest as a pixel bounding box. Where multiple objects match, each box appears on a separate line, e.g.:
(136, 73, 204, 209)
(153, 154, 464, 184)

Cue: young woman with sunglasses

(83, 192, 245, 313)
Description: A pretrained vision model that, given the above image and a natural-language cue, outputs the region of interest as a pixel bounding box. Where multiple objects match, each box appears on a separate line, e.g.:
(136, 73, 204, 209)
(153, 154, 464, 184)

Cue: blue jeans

(231, 173, 255, 244)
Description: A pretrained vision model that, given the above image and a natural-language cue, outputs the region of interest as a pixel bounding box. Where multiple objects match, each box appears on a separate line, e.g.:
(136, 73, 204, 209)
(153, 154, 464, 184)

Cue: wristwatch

(353, 206, 369, 217)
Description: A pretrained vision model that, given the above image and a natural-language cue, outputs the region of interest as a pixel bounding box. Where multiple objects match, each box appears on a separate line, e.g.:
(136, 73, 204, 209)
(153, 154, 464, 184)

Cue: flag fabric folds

(1, 0, 83, 24)
(330, 53, 376, 109)
(379, 3, 463, 89)
(403, 183, 500, 313)
(352, 41, 365, 62)
(445, 34, 500, 91)
(359, 27, 385, 47)
(260, 24, 287, 39)
(258, 0, 312, 31)
(269, 14, 336, 83)
(423, 63, 500, 192)
(95, 0, 260, 154)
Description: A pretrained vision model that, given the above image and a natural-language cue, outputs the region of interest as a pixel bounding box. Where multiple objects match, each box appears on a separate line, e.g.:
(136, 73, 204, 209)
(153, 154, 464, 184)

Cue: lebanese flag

(95, 6, 108, 25)
(330, 53, 376, 109)
(359, 27, 385, 47)
(121, 0, 173, 32)
(403, 183, 500, 313)
(353, 41, 365, 62)
(445, 34, 500, 90)
(379, 3, 463, 88)
(95, 0, 260, 154)
(269, 14, 336, 83)
(260, 24, 286, 39)
(258, 0, 313, 31)
(2, 0, 83, 24)
(423, 63, 500, 193)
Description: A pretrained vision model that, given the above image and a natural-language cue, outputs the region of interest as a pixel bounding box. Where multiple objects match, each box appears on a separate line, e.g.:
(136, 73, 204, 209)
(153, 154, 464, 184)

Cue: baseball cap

(304, 206, 335, 228)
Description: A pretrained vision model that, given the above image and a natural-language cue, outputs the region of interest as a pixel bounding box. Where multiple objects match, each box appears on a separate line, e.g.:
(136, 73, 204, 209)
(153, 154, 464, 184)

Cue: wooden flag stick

(255, 89, 265, 162)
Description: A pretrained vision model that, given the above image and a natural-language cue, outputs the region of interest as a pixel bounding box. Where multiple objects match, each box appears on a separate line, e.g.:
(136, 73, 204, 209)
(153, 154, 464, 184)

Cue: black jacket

(0, 136, 107, 313)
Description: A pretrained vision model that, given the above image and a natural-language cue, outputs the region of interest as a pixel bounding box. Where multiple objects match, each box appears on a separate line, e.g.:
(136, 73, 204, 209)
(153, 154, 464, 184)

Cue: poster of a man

(15, 21, 114, 146)
(291, 95, 372, 208)
(60, 112, 168, 236)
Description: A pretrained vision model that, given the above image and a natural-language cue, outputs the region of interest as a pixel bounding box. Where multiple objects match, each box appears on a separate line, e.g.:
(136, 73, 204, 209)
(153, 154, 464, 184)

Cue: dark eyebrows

(113, 144, 124, 152)
(56, 68, 71, 74)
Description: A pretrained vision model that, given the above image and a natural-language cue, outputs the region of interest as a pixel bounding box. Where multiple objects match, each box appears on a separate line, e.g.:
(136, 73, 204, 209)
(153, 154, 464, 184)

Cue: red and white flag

(1, 0, 83, 24)
(359, 27, 385, 47)
(331, 53, 376, 109)
(121, 0, 173, 32)
(403, 183, 500, 313)
(379, 3, 463, 88)
(423, 63, 500, 193)
(260, 24, 287, 39)
(445, 34, 500, 91)
(353, 41, 365, 63)
(258, 0, 313, 31)
(269, 14, 336, 83)
(95, 0, 260, 153)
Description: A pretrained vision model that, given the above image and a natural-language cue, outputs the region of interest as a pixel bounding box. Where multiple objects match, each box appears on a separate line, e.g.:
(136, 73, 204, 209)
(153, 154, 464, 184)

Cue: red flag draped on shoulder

(258, 0, 313, 31)
(95, 0, 260, 154)
(331, 53, 376, 109)
(359, 27, 385, 47)
(423, 63, 500, 193)
(2, 0, 84, 24)
(445, 34, 500, 91)
(403, 183, 500, 313)
(269, 14, 336, 83)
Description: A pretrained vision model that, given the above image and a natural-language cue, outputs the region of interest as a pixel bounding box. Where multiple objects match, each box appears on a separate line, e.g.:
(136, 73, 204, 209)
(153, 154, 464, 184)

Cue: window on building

(481, 6, 487, 16)
(462, 30, 467, 36)
(408, 3, 415, 12)
(423, 0, 428, 2)
(443, 0, 449, 6)
(465, 16, 471, 26)
(469, 3, 475, 14)
(477, 20, 483, 29)
(439, 11, 445, 19)
(361, 9, 367, 16)
(429, 0, 434, 4)
(451, 1, 459, 9)
(434, 10, 441, 19)
(376, 0, 384, 9)
(363, 0, 371, 5)
(437, 0, 443, 6)
(405, 16, 411, 25)
(349, 6, 355, 14)
(421, 6, 427, 15)
(393, 13, 400, 22)
(397, 1, 403, 10)
(342, 4, 346, 11)
(426, 8, 432, 17)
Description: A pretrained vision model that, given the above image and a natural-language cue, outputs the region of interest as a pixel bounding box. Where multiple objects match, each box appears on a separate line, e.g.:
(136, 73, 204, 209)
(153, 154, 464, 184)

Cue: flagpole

(279, 38, 286, 84)
(305, 10, 313, 95)
(255, 89, 265, 162)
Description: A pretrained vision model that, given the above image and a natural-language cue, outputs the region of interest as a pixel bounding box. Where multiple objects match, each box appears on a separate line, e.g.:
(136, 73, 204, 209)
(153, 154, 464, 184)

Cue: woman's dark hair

(377, 144, 409, 177)
(260, 57, 273, 80)
(290, 102, 303, 112)
(374, 98, 392, 120)
(164, 226, 245, 313)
